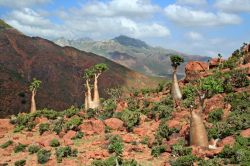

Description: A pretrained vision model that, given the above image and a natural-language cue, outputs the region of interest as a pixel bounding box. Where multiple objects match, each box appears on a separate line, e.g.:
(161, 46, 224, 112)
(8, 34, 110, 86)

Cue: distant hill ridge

(53, 35, 210, 77)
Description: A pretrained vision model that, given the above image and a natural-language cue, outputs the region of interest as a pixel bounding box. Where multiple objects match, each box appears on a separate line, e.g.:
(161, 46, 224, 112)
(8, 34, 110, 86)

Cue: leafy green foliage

(28, 145, 40, 154)
(151, 145, 166, 157)
(37, 149, 51, 164)
(105, 87, 122, 102)
(108, 135, 124, 156)
(198, 158, 224, 166)
(50, 139, 60, 147)
(55, 146, 78, 163)
(100, 99, 117, 120)
(52, 117, 64, 134)
(14, 143, 27, 153)
(207, 108, 224, 123)
(155, 120, 178, 144)
(91, 155, 140, 166)
(14, 160, 26, 166)
(182, 84, 197, 108)
(64, 117, 82, 131)
(0, 140, 13, 149)
(72, 131, 84, 140)
(34, 108, 62, 120)
(218, 136, 250, 165)
(84, 63, 108, 79)
(86, 108, 98, 119)
(170, 55, 184, 68)
(63, 106, 80, 118)
(29, 78, 42, 92)
(39, 123, 50, 135)
(120, 109, 140, 131)
(209, 92, 250, 139)
(200, 76, 224, 98)
(170, 155, 198, 166)
(172, 139, 192, 157)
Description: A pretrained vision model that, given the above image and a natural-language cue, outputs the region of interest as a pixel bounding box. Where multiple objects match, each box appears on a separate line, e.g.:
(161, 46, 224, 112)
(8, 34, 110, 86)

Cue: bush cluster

(91, 156, 139, 166)
(28, 145, 40, 154)
(108, 135, 124, 156)
(0, 140, 13, 149)
(119, 109, 140, 132)
(37, 149, 51, 164)
(55, 146, 78, 163)
(14, 143, 27, 153)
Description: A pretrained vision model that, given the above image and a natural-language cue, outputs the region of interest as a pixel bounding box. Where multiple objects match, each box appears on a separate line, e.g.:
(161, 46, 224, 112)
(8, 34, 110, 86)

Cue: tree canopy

(83, 63, 108, 79)
(170, 55, 184, 68)
(29, 78, 42, 92)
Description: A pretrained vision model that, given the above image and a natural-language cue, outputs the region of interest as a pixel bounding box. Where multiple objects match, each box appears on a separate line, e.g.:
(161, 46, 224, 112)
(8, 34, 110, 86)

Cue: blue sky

(0, 0, 250, 57)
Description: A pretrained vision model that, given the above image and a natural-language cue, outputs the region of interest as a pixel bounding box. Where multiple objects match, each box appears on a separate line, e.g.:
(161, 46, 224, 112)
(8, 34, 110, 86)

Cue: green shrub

(120, 109, 140, 131)
(55, 146, 78, 163)
(28, 145, 40, 154)
(37, 149, 51, 164)
(127, 98, 140, 111)
(229, 70, 249, 88)
(72, 131, 84, 140)
(13, 125, 25, 133)
(200, 76, 224, 98)
(64, 117, 82, 131)
(198, 158, 224, 166)
(14, 160, 26, 166)
(170, 155, 198, 166)
(99, 99, 116, 120)
(108, 135, 124, 156)
(33, 108, 61, 120)
(50, 139, 60, 147)
(14, 143, 27, 153)
(91, 156, 139, 166)
(86, 108, 97, 119)
(0, 140, 13, 149)
(105, 126, 112, 133)
(172, 139, 192, 157)
(218, 136, 250, 165)
(63, 106, 80, 118)
(52, 117, 64, 134)
(151, 145, 166, 157)
(155, 120, 178, 143)
(140, 136, 149, 145)
(208, 108, 224, 123)
(152, 103, 173, 120)
(225, 92, 250, 114)
(39, 123, 50, 135)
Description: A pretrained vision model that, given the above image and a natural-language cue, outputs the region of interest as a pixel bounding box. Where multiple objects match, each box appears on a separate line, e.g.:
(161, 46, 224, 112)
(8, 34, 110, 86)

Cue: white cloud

(186, 31, 203, 40)
(6, 8, 73, 38)
(80, 0, 160, 18)
(177, 0, 207, 5)
(0, 0, 51, 8)
(164, 4, 241, 26)
(5, 6, 170, 40)
(215, 0, 250, 13)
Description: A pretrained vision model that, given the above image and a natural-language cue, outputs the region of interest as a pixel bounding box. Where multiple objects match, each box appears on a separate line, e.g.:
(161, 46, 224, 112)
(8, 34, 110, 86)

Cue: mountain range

(0, 20, 162, 117)
(54, 35, 210, 77)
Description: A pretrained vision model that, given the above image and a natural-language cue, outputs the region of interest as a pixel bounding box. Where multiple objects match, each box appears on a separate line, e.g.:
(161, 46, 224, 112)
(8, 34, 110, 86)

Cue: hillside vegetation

(0, 43, 249, 166)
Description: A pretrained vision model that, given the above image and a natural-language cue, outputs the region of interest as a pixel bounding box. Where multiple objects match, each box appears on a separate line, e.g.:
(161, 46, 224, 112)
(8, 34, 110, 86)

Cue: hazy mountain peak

(113, 35, 149, 49)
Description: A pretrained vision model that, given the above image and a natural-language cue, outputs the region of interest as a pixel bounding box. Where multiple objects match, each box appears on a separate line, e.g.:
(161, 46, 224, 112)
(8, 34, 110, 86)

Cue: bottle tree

(170, 55, 184, 100)
(83, 63, 108, 110)
(189, 76, 224, 148)
(29, 78, 42, 113)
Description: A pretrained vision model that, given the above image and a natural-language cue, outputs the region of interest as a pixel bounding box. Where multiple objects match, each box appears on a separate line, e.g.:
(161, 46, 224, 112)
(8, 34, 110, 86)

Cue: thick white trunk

(30, 90, 36, 113)
(190, 111, 209, 147)
(171, 68, 182, 99)
(93, 74, 100, 108)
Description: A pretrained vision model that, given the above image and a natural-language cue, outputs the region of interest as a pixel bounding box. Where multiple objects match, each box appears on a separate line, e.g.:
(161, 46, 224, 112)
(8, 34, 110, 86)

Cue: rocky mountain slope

(0, 43, 249, 166)
(53, 35, 210, 77)
(0, 20, 163, 117)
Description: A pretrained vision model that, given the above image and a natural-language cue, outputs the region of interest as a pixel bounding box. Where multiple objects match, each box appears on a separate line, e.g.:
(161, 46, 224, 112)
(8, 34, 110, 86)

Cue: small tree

(170, 55, 184, 100)
(189, 76, 223, 148)
(83, 63, 108, 110)
(29, 78, 41, 113)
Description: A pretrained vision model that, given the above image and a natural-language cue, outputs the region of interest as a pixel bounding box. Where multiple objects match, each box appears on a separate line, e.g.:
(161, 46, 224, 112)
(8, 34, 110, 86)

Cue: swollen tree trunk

(93, 74, 100, 109)
(30, 90, 36, 113)
(84, 92, 88, 110)
(190, 110, 209, 147)
(171, 67, 182, 99)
